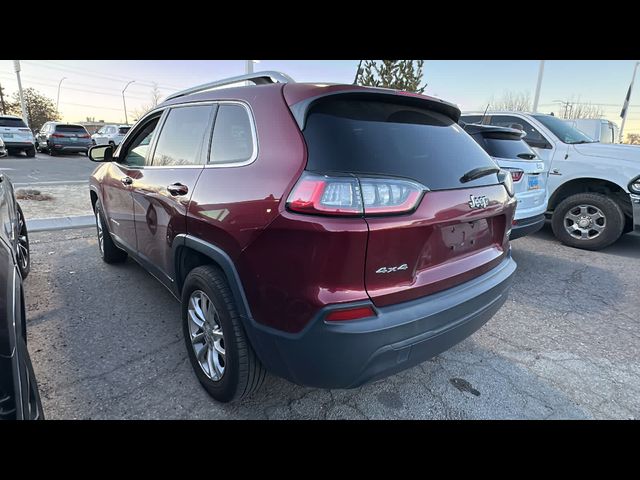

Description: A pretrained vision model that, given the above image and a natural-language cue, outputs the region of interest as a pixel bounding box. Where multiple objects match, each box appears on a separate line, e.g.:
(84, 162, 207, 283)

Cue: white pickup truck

(461, 111, 640, 250)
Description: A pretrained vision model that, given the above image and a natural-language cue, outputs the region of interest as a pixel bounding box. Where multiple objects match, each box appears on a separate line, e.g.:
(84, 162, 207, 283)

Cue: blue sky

(0, 60, 638, 135)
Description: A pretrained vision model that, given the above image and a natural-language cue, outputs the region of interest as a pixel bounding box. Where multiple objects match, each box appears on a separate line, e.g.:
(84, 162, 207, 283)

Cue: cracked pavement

(24, 225, 640, 419)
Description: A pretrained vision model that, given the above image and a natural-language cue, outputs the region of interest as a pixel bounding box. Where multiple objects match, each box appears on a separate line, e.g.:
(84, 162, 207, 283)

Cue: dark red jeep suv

(88, 71, 517, 402)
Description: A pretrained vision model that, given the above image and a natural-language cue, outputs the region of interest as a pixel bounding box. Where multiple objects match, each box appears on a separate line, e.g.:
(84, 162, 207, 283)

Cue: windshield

(532, 114, 596, 144)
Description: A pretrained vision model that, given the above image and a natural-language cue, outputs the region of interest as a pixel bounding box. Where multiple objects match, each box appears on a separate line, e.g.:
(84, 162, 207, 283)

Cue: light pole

(122, 80, 135, 124)
(56, 77, 67, 112)
(13, 60, 28, 127)
(619, 61, 639, 143)
(245, 60, 259, 84)
(532, 60, 545, 113)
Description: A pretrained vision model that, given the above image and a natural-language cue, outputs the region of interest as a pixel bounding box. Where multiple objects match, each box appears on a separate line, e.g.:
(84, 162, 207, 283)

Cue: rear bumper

(631, 194, 640, 232)
(246, 253, 516, 389)
(509, 213, 545, 240)
(50, 144, 90, 152)
(4, 141, 34, 149)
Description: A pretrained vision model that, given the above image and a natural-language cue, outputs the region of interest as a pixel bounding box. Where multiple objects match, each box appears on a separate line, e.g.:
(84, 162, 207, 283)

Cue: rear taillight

(325, 305, 376, 322)
(508, 169, 524, 182)
(498, 169, 515, 197)
(79, 133, 90, 138)
(51, 133, 65, 138)
(286, 172, 426, 217)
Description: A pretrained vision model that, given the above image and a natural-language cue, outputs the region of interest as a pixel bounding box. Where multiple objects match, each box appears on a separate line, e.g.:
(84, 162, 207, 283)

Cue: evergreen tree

(356, 60, 426, 93)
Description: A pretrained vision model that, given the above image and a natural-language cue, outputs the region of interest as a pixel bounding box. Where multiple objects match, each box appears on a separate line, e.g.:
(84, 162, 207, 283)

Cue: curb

(26, 215, 95, 232)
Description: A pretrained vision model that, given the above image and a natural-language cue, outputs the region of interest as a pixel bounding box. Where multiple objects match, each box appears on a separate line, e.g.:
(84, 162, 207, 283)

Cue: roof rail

(164, 71, 295, 102)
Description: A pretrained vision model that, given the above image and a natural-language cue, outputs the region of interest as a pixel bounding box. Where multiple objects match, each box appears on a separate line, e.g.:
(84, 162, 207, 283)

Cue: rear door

(302, 96, 515, 307)
(131, 104, 214, 283)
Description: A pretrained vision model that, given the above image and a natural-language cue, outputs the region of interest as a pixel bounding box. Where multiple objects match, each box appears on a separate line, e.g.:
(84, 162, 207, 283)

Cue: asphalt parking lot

(0, 152, 95, 184)
(24, 225, 640, 419)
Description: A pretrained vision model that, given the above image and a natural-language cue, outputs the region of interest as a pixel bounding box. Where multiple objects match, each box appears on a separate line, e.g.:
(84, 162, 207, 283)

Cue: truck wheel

(181, 265, 266, 403)
(94, 200, 128, 263)
(551, 193, 624, 250)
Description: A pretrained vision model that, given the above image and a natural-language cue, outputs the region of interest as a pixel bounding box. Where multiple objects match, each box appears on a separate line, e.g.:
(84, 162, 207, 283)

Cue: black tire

(551, 193, 625, 251)
(48, 145, 57, 156)
(16, 204, 30, 279)
(25, 147, 36, 158)
(181, 265, 266, 403)
(94, 200, 127, 263)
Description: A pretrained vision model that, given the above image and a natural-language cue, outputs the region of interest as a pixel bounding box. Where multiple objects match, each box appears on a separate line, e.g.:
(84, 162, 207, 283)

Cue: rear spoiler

(460, 122, 526, 140)
(288, 89, 461, 131)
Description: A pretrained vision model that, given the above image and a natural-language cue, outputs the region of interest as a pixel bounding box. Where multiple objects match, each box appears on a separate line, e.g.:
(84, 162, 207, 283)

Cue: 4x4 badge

(468, 195, 489, 209)
(376, 264, 409, 274)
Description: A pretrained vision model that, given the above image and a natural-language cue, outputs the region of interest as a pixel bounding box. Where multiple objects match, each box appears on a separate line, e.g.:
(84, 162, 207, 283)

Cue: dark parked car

(88, 71, 517, 403)
(36, 122, 92, 156)
(0, 172, 42, 420)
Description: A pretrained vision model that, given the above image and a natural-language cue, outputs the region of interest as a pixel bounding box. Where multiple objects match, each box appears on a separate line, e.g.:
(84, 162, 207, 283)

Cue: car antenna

(480, 103, 490, 124)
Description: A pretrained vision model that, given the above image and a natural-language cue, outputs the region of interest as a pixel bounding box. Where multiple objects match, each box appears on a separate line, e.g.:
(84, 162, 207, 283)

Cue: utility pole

(122, 80, 135, 125)
(619, 61, 639, 143)
(56, 77, 67, 112)
(13, 60, 29, 127)
(245, 60, 259, 85)
(532, 60, 545, 113)
(0, 81, 5, 114)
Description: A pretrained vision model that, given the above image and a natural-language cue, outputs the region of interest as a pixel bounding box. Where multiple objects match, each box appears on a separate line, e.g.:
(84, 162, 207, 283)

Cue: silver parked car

(463, 123, 548, 239)
(91, 124, 131, 147)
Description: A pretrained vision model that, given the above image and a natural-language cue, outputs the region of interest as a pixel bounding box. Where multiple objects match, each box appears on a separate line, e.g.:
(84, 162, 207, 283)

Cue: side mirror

(88, 144, 114, 162)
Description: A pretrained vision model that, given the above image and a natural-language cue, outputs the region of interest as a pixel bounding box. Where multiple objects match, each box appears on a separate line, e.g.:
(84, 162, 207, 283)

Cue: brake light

(509, 170, 524, 182)
(286, 172, 426, 217)
(79, 133, 90, 138)
(326, 305, 376, 322)
(51, 133, 65, 138)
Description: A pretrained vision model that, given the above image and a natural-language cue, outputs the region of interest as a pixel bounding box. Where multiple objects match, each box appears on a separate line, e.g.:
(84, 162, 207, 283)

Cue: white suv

(91, 124, 131, 147)
(461, 111, 640, 250)
(0, 115, 36, 157)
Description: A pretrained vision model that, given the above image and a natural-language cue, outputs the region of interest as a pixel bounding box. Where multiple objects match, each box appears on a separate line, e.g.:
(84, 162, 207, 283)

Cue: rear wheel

(182, 265, 266, 403)
(48, 144, 57, 156)
(551, 193, 624, 250)
(94, 199, 127, 263)
(25, 147, 35, 158)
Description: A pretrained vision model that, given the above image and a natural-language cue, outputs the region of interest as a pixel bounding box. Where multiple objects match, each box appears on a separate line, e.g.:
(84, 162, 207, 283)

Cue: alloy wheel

(187, 290, 226, 381)
(563, 204, 606, 240)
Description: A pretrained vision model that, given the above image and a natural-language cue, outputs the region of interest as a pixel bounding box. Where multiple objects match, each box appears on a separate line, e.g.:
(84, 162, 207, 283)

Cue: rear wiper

(460, 166, 500, 183)
(517, 153, 536, 160)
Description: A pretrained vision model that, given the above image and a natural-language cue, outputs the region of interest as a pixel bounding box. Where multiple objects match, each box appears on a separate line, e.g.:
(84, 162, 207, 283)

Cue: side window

(210, 104, 255, 164)
(489, 115, 549, 147)
(601, 123, 612, 144)
(152, 105, 214, 167)
(120, 116, 161, 167)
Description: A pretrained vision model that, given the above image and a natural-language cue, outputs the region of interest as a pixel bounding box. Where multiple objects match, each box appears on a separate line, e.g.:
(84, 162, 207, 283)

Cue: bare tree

(626, 133, 640, 145)
(555, 96, 604, 119)
(131, 82, 163, 122)
(487, 91, 532, 112)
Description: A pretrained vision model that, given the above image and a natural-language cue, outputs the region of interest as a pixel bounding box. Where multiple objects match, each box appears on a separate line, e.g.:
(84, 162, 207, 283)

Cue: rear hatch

(469, 130, 547, 216)
(53, 124, 91, 144)
(0, 117, 33, 144)
(295, 92, 515, 307)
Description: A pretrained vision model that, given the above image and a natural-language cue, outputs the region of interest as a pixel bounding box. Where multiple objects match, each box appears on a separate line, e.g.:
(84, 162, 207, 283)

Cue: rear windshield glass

(302, 98, 499, 190)
(118, 127, 131, 134)
(55, 125, 86, 133)
(473, 136, 537, 160)
(0, 117, 27, 128)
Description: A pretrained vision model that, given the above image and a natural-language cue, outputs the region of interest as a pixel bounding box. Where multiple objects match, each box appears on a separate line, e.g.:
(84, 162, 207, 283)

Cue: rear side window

(0, 117, 27, 128)
(118, 127, 130, 135)
(55, 125, 86, 133)
(210, 104, 255, 164)
(152, 105, 214, 166)
(473, 135, 537, 160)
(302, 98, 499, 190)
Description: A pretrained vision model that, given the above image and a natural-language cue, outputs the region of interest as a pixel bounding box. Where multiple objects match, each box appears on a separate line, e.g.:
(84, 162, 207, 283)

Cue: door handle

(167, 183, 189, 196)
(121, 176, 133, 186)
